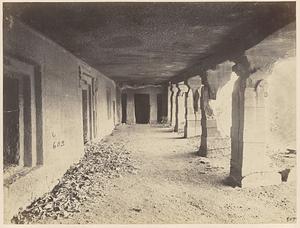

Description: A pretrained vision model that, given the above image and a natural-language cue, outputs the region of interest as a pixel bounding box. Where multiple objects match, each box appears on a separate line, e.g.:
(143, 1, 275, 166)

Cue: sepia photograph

(1, 0, 298, 225)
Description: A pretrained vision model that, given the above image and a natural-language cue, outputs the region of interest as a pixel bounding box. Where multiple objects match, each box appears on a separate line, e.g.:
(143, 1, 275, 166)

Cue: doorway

(82, 86, 92, 144)
(79, 69, 97, 144)
(3, 57, 40, 169)
(134, 94, 150, 124)
(3, 77, 20, 167)
(3, 73, 33, 168)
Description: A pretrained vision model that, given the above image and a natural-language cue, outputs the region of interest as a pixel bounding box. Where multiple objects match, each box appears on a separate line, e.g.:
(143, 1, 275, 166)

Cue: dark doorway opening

(3, 57, 40, 169)
(134, 94, 150, 124)
(3, 77, 20, 167)
(88, 86, 93, 141)
(82, 89, 90, 144)
(121, 93, 127, 123)
(80, 76, 96, 144)
(157, 93, 163, 123)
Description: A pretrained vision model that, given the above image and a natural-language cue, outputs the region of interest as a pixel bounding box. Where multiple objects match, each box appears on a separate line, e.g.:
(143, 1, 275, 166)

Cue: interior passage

(3, 2, 296, 224)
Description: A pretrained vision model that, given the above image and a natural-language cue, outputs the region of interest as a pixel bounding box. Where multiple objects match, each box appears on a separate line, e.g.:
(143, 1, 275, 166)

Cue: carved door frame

(79, 64, 97, 142)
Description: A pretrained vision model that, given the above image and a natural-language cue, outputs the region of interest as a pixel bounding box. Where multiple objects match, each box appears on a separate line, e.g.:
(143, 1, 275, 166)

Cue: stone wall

(3, 19, 119, 222)
(244, 22, 296, 153)
(265, 57, 296, 151)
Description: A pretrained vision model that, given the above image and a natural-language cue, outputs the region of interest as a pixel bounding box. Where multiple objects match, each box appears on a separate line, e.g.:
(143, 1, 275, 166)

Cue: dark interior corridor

(134, 94, 150, 124)
(121, 93, 127, 123)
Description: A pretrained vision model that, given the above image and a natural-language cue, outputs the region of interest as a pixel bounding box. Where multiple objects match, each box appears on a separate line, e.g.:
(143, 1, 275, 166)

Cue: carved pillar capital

(231, 55, 251, 79)
(187, 75, 202, 92)
(171, 83, 178, 93)
(177, 82, 189, 95)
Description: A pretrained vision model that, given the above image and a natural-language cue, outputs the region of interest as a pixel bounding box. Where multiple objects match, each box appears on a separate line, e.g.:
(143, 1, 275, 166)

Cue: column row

(167, 56, 281, 187)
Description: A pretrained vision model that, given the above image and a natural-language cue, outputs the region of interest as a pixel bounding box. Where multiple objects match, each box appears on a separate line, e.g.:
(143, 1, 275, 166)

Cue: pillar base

(184, 120, 201, 138)
(174, 121, 185, 133)
(174, 124, 179, 132)
(228, 172, 282, 188)
(126, 121, 135, 124)
(198, 136, 230, 157)
(149, 120, 158, 124)
(206, 119, 220, 137)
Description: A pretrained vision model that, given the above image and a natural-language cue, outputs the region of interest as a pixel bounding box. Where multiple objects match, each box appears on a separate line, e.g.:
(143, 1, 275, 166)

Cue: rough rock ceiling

(4, 2, 296, 85)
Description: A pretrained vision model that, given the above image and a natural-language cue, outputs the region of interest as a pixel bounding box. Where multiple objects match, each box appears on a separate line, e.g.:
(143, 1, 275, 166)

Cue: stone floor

(33, 124, 297, 224)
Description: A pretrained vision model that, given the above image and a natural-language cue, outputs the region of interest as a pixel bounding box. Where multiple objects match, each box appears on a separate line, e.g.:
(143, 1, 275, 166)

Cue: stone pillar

(170, 84, 178, 128)
(174, 82, 188, 133)
(229, 56, 281, 187)
(198, 83, 221, 157)
(184, 76, 202, 138)
(195, 87, 202, 135)
(161, 85, 169, 123)
(126, 91, 136, 124)
(149, 93, 157, 124)
(167, 84, 172, 125)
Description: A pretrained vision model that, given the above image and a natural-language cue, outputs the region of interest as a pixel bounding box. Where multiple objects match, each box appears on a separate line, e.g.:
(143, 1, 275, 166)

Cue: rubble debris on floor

(11, 140, 137, 224)
(8, 125, 296, 224)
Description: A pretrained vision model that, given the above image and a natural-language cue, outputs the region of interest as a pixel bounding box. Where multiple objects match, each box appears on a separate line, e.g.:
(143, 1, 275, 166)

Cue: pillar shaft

(198, 85, 222, 156)
(126, 91, 135, 124)
(167, 84, 172, 125)
(149, 93, 157, 124)
(184, 87, 194, 137)
(194, 87, 202, 135)
(170, 84, 178, 128)
(174, 83, 188, 132)
(184, 76, 202, 138)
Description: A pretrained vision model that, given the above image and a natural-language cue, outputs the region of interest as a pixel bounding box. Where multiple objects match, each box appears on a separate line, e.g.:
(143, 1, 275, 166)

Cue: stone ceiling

(4, 2, 296, 86)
